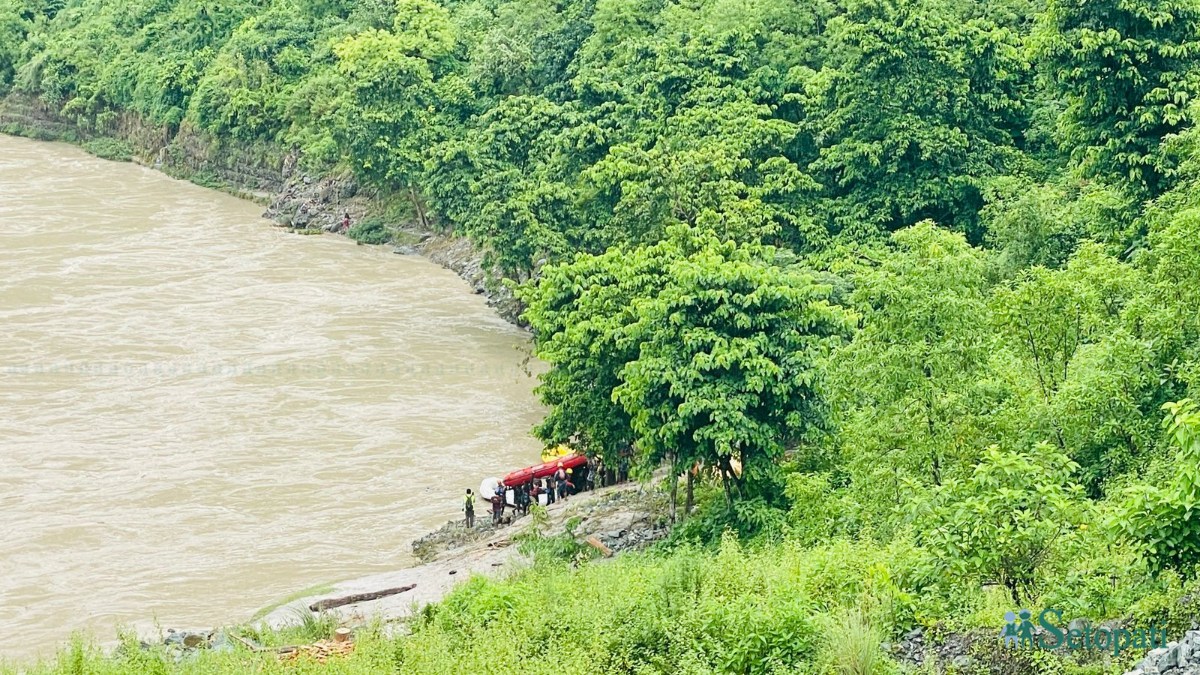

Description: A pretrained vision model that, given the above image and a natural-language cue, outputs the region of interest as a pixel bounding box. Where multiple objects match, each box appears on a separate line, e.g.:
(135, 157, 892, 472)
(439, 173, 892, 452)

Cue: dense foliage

(7, 0, 1200, 670)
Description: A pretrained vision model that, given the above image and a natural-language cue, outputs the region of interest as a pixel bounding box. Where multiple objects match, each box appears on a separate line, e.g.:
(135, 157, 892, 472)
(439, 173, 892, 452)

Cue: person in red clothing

(555, 462, 573, 500)
(340, 212, 351, 233)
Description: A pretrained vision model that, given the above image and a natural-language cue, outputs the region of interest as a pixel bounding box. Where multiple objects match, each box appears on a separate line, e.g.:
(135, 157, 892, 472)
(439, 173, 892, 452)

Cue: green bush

(910, 442, 1087, 602)
(81, 137, 133, 162)
(819, 608, 895, 675)
(1117, 400, 1200, 573)
(346, 217, 391, 245)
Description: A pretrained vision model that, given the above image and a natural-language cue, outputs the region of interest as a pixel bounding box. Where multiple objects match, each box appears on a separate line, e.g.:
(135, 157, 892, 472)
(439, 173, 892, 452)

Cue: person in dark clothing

(584, 460, 596, 492)
(491, 485, 505, 525)
(463, 488, 475, 528)
(516, 482, 530, 516)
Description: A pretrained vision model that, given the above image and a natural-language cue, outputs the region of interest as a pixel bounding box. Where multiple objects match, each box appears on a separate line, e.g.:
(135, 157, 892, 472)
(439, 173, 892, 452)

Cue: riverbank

(254, 480, 667, 635)
(106, 480, 667, 661)
(0, 94, 523, 323)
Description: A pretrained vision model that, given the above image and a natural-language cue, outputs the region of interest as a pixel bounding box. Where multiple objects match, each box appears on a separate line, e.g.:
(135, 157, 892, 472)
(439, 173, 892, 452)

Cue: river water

(0, 134, 544, 661)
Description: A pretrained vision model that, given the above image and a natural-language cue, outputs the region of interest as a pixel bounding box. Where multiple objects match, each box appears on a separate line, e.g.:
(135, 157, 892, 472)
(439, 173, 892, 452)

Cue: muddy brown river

(0, 134, 544, 661)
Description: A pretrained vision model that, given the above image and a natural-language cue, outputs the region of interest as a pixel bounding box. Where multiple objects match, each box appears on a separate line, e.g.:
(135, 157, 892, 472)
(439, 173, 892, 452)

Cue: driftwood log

(586, 535, 613, 557)
(308, 584, 416, 612)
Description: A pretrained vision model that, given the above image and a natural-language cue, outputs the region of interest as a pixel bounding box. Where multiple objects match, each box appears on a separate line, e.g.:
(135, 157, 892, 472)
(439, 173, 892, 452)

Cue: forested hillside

(7, 0, 1200, 671)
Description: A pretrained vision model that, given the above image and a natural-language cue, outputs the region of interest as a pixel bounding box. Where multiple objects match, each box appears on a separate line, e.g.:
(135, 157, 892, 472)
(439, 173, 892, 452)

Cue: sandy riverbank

(253, 481, 667, 634)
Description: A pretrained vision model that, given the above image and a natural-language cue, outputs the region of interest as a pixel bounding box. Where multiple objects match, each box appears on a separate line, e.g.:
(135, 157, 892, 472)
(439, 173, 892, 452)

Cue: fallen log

(308, 584, 416, 612)
(585, 535, 613, 557)
(229, 633, 264, 652)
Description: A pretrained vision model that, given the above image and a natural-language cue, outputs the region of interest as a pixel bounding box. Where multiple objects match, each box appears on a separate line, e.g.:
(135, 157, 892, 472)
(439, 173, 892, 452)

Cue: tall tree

(518, 236, 678, 464)
(1035, 0, 1200, 196)
(805, 0, 1028, 240)
(831, 222, 998, 500)
(613, 227, 849, 506)
(327, 0, 456, 225)
(992, 244, 1139, 445)
(522, 226, 848, 506)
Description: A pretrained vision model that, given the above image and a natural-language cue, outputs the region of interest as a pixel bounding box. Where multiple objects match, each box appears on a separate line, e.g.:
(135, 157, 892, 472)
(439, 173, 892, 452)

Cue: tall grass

(821, 608, 891, 675)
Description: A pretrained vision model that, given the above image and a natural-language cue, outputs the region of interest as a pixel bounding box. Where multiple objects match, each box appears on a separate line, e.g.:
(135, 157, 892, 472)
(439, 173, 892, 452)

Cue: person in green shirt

(463, 489, 475, 528)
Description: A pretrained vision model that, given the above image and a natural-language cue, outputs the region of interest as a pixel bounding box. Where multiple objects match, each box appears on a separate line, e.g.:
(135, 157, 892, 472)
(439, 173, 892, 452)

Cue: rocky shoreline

(256, 481, 667, 632)
(114, 480, 666, 662)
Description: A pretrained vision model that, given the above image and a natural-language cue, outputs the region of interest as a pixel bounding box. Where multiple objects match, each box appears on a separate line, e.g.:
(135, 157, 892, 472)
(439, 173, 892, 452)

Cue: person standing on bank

(492, 484, 506, 525)
(555, 462, 570, 500)
(463, 488, 475, 528)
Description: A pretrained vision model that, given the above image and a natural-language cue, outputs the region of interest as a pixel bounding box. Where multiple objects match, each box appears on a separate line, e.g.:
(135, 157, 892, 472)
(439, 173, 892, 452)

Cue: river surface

(0, 134, 544, 661)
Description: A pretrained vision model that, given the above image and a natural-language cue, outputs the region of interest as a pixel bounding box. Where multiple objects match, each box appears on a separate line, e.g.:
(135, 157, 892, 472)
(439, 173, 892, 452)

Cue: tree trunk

(408, 186, 429, 231)
(668, 457, 678, 524)
(732, 451, 746, 500)
(685, 468, 694, 517)
(308, 584, 416, 612)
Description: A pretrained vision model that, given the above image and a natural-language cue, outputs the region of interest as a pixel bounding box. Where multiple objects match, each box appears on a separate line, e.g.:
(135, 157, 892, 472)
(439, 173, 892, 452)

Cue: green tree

(980, 177, 1084, 274)
(425, 95, 578, 280)
(613, 227, 849, 507)
(992, 244, 1139, 446)
(517, 233, 678, 463)
(1117, 400, 1200, 573)
(1138, 199, 1200, 391)
(912, 442, 1087, 601)
(832, 222, 998, 499)
(0, 0, 32, 92)
(326, 0, 456, 225)
(1034, 0, 1200, 196)
(523, 226, 848, 507)
(805, 0, 1027, 239)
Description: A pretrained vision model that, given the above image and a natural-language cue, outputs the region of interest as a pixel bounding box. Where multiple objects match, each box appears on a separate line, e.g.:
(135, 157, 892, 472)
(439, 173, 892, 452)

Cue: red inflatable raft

(503, 454, 587, 486)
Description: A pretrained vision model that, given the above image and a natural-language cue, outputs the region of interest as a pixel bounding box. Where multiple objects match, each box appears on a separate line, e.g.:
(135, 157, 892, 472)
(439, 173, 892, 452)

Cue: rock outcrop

(1128, 631, 1200, 675)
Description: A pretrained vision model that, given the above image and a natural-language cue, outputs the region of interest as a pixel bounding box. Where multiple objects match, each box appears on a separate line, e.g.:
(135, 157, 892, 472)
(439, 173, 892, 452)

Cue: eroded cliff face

(0, 93, 521, 323)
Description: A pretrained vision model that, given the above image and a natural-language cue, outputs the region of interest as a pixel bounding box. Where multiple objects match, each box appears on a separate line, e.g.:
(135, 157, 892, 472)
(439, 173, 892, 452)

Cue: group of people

(464, 458, 621, 528)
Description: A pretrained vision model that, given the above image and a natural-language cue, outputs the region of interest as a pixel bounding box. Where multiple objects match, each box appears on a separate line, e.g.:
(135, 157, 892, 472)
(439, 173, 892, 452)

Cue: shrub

(820, 608, 894, 675)
(81, 137, 133, 162)
(1117, 400, 1200, 573)
(911, 442, 1087, 602)
(347, 217, 391, 245)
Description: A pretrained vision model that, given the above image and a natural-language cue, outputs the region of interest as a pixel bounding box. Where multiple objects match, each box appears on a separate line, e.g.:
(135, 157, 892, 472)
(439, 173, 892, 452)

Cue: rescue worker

(463, 488, 475, 528)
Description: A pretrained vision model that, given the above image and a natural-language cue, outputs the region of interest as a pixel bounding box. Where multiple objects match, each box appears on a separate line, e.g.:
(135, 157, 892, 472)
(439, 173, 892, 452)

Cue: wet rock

(210, 632, 234, 653)
(182, 634, 205, 649)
